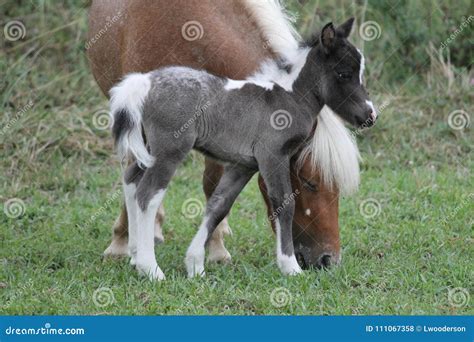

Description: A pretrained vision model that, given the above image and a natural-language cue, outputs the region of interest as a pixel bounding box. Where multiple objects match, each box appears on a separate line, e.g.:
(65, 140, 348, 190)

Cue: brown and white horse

(87, 0, 360, 270)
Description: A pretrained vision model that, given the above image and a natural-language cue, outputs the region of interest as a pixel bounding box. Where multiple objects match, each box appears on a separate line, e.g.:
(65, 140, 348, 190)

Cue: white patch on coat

(305, 208, 311, 216)
(297, 106, 361, 195)
(274, 219, 302, 275)
(109, 72, 155, 168)
(185, 216, 209, 277)
(135, 189, 166, 281)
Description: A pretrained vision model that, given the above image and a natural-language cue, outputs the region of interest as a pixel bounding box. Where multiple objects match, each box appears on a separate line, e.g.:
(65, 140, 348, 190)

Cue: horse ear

(338, 17, 355, 38)
(320, 22, 336, 53)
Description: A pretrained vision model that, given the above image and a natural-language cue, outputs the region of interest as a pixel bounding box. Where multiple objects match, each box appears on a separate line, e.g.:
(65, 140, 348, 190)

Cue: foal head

(307, 18, 377, 128)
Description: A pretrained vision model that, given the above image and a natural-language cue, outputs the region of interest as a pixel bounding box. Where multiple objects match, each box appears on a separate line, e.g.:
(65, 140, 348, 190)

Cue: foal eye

(300, 177, 317, 192)
(336, 71, 352, 80)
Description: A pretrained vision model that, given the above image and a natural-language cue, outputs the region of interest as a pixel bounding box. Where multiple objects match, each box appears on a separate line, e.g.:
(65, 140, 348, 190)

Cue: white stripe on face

(365, 100, 377, 119)
(357, 48, 365, 84)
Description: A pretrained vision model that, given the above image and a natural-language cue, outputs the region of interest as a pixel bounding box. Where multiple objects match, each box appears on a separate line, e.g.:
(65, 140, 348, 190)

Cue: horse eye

(300, 177, 317, 192)
(337, 72, 352, 80)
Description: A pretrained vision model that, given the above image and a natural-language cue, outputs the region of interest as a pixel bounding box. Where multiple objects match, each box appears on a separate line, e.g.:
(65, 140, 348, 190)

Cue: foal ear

(320, 22, 336, 54)
(338, 17, 355, 37)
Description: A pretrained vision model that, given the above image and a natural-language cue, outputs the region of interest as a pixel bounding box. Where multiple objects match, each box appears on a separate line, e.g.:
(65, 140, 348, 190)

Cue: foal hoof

(187, 269, 206, 279)
(278, 255, 303, 276)
(137, 263, 165, 281)
(185, 255, 206, 278)
(130, 255, 137, 266)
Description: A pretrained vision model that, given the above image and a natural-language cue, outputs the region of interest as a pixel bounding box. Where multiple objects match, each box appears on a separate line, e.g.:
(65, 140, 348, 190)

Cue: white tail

(109, 73, 155, 168)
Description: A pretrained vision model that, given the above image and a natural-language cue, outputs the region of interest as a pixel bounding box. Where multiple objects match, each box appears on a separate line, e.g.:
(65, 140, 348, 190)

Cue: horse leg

(103, 205, 129, 257)
(186, 166, 255, 277)
(203, 158, 232, 263)
(258, 157, 302, 275)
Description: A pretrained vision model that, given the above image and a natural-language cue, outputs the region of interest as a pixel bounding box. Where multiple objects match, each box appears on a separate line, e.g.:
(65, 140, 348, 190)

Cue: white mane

(240, 0, 301, 62)
(297, 106, 360, 195)
(242, 0, 361, 194)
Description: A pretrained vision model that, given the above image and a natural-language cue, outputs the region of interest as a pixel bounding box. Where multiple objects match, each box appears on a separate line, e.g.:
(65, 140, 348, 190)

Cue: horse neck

(291, 47, 323, 114)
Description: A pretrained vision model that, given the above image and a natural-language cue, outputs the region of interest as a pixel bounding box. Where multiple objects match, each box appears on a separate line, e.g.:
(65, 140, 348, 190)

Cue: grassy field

(1, 1, 472, 315)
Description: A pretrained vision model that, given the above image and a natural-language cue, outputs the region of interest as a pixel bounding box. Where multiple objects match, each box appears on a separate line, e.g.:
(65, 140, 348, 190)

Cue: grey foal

(109, 19, 376, 280)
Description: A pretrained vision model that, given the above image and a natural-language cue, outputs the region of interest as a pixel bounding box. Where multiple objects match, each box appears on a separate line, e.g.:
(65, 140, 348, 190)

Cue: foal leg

(122, 163, 145, 266)
(258, 157, 302, 275)
(131, 155, 184, 281)
(104, 177, 165, 258)
(186, 166, 254, 277)
(203, 158, 232, 263)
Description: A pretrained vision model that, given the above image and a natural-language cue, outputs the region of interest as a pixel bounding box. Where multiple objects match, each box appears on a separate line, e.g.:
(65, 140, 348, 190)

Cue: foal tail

(109, 73, 155, 168)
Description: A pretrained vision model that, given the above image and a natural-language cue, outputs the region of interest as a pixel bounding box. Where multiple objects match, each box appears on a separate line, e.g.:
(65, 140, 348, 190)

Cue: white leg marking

(275, 219, 302, 275)
(207, 217, 232, 263)
(185, 216, 209, 278)
(123, 183, 138, 266)
(135, 189, 166, 281)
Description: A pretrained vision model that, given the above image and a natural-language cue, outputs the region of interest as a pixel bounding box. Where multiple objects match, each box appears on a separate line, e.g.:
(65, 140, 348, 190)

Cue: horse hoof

(103, 240, 128, 258)
(207, 247, 232, 263)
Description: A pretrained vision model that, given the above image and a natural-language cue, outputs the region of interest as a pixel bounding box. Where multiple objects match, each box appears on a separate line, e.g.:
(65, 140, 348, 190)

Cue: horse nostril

(319, 254, 332, 268)
(296, 252, 308, 270)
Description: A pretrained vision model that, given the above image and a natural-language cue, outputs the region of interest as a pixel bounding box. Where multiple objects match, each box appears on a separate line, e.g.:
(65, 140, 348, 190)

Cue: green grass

(0, 1, 472, 315)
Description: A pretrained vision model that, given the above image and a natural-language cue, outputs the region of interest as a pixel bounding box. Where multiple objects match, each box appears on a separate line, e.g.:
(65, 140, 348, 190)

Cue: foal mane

(241, 0, 361, 195)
